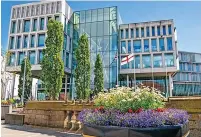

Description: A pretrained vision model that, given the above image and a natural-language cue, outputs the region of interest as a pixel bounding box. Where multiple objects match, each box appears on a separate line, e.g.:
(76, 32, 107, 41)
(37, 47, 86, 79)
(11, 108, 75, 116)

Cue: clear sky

(1, 1, 201, 53)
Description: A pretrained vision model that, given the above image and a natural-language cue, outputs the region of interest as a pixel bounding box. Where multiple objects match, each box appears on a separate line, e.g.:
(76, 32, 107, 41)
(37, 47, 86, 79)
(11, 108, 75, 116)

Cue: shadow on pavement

(2, 124, 82, 137)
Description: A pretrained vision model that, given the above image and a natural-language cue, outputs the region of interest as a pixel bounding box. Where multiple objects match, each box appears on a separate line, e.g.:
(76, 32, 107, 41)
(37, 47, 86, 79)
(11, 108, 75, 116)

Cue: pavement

(1, 121, 82, 137)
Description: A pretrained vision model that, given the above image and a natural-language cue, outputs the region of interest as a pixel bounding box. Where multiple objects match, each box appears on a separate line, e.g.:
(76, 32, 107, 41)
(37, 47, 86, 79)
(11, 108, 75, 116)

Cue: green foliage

(41, 19, 64, 100)
(94, 86, 165, 112)
(18, 58, 32, 100)
(94, 54, 104, 94)
(74, 33, 91, 99)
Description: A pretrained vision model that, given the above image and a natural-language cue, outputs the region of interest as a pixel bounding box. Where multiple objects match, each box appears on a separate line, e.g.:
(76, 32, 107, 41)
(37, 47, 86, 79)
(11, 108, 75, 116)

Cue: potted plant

(79, 86, 189, 137)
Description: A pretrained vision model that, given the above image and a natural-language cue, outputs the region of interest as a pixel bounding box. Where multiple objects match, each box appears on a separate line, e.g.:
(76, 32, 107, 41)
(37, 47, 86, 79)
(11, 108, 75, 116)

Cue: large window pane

(39, 50, 43, 63)
(32, 19, 37, 31)
(9, 37, 15, 49)
(86, 10, 91, 22)
(152, 26, 155, 36)
(29, 51, 35, 64)
(128, 40, 131, 53)
(163, 25, 166, 35)
(9, 53, 15, 66)
(120, 29, 124, 39)
(11, 21, 16, 33)
(141, 27, 144, 37)
(104, 8, 109, 20)
(91, 22, 96, 37)
(121, 56, 129, 69)
(40, 18, 44, 30)
(80, 11, 85, 23)
(104, 21, 109, 35)
(167, 37, 173, 50)
(157, 26, 160, 36)
(18, 52, 24, 65)
(64, 34, 67, 50)
(142, 55, 151, 68)
(146, 27, 150, 37)
(144, 39, 149, 52)
(16, 36, 21, 49)
(153, 54, 162, 67)
(168, 25, 172, 35)
(151, 39, 157, 51)
(38, 34, 45, 47)
(133, 40, 141, 53)
(92, 10, 97, 22)
(24, 20, 30, 32)
(159, 38, 165, 51)
(130, 28, 134, 38)
(97, 22, 103, 36)
(131, 55, 140, 68)
(30, 35, 35, 48)
(121, 41, 126, 53)
(17, 20, 21, 33)
(110, 35, 117, 51)
(98, 9, 103, 21)
(165, 53, 174, 67)
(136, 28, 139, 38)
(65, 52, 69, 67)
(23, 35, 28, 48)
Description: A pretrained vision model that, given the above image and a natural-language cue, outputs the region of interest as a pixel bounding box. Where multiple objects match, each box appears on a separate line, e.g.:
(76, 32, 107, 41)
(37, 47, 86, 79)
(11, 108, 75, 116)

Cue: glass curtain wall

(72, 7, 118, 90)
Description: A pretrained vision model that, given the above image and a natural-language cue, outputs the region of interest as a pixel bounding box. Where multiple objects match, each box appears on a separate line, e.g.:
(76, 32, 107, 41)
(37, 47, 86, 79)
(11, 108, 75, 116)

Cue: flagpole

(152, 60, 154, 91)
(133, 54, 135, 91)
(116, 52, 118, 86)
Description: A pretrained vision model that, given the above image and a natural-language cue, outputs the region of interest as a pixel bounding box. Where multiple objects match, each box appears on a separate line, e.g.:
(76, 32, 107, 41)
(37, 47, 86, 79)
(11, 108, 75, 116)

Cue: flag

(121, 54, 134, 66)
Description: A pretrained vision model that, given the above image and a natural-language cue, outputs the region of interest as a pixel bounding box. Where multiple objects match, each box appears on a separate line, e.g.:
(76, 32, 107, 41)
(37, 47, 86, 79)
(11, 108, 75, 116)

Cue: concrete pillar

(127, 75, 129, 87)
(169, 73, 173, 97)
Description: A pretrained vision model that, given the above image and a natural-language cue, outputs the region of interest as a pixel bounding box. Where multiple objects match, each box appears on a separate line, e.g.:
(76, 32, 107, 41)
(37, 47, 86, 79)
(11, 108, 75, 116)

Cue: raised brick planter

(1, 105, 12, 120)
(5, 113, 25, 125)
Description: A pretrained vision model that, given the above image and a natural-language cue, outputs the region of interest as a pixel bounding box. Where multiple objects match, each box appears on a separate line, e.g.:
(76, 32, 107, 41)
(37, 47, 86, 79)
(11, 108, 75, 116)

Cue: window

(128, 40, 131, 53)
(63, 34, 67, 50)
(29, 51, 35, 64)
(55, 16, 59, 21)
(121, 29, 124, 39)
(151, 39, 157, 51)
(144, 39, 149, 52)
(121, 56, 129, 69)
(65, 52, 69, 67)
(168, 25, 172, 35)
(165, 53, 174, 67)
(153, 54, 162, 67)
(130, 28, 134, 38)
(17, 20, 21, 33)
(163, 25, 166, 35)
(23, 20, 30, 32)
(46, 4, 49, 14)
(146, 27, 150, 37)
(22, 7, 25, 17)
(152, 26, 155, 36)
(98, 9, 103, 21)
(141, 27, 144, 37)
(9, 37, 15, 49)
(121, 41, 126, 53)
(97, 22, 103, 36)
(12, 8, 16, 18)
(188, 64, 192, 71)
(157, 26, 160, 36)
(104, 21, 109, 35)
(41, 5, 45, 15)
(56, 1, 61, 12)
(40, 18, 44, 30)
(51, 2, 54, 14)
(33, 19, 37, 31)
(104, 8, 109, 20)
(18, 52, 24, 65)
(39, 50, 43, 63)
(125, 29, 129, 38)
(31, 5, 35, 16)
(136, 28, 139, 38)
(16, 36, 21, 49)
(92, 9, 97, 22)
(17, 8, 21, 18)
(23, 35, 28, 48)
(11, 21, 16, 33)
(133, 40, 141, 53)
(38, 34, 45, 47)
(131, 55, 140, 69)
(26, 6, 30, 17)
(86, 10, 91, 22)
(167, 37, 173, 50)
(142, 55, 151, 68)
(159, 38, 165, 51)
(30, 35, 35, 48)
(9, 53, 15, 66)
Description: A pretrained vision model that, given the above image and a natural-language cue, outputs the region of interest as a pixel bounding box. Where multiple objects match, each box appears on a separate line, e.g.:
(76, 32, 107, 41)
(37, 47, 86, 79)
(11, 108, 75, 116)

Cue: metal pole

(22, 56, 27, 106)
(133, 54, 136, 91)
(116, 52, 118, 86)
(165, 60, 168, 98)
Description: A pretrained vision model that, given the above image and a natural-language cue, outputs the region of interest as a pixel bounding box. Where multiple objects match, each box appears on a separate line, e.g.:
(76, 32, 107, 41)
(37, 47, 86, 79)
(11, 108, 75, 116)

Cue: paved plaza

(1, 122, 81, 137)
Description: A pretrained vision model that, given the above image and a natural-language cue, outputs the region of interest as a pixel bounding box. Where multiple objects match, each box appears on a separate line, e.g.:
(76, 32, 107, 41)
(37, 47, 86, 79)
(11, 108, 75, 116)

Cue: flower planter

(83, 122, 189, 137)
(1, 105, 12, 120)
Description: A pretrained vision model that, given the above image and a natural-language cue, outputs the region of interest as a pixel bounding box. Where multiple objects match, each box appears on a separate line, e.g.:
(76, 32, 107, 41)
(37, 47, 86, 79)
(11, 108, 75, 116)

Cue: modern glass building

(119, 20, 179, 96)
(71, 7, 119, 93)
(173, 51, 201, 96)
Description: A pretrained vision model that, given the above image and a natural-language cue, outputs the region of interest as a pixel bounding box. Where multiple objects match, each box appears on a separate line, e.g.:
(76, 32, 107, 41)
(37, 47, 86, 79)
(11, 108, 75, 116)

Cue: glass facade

(10, 37, 14, 49)
(153, 54, 162, 67)
(73, 6, 118, 89)
(9, 53, 15, 66)
(159, 38, 165, 51)
(23, 35, 28, 48)
(33, 19, 37, 31)
(121, 41, 126, 53)
(141, 27, 144, 37)
(120, 29, 124, 39)
(151, 39, 157, 51)
(163, 25, 166, 35)
(38, 34, 45, 47)
(130, 28, 134, 38)
(40, 18, 44, 30)
(152, 26, 155, 36)
(29, 51, 35, 64)
(157, 26, 160, 36)
(39, 50, 43, 63)
(30, 35, 35, 47)
(167, 37, 173, 50)
(125, 29, 128, 38)
(146, 27, 149, 37)
(168, 25, 172, 35)
(128, 40, 131, 53)
(18, 52, 24, 65)
(24, 20, 30, 32)
(136, 28, 139, 38)
(165, 53, 174, 67)
(133, 40, 141, 53)
(144, 39, 149, 52)
(142, 55, 151, 68)
(11, 21, 16, 33)
(16, 36, 21, 49)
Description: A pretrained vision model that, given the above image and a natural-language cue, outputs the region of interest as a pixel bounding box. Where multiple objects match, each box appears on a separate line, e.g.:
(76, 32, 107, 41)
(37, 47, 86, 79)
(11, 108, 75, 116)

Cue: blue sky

(1, 1, 201, 53)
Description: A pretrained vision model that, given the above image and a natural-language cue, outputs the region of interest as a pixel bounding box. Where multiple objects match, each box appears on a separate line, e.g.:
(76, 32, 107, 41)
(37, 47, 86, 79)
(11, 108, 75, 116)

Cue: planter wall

(83, 123, 190, 137)
(5, 113, 25, 125)
(1, 105, 12, 120)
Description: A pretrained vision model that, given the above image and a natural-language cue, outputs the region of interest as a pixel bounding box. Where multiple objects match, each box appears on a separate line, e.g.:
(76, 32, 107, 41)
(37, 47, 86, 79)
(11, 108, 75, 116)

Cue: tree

(41, 19, 64, 100)
(94, 54, 104, 94)
(74, 33, 91, 99)
(18, 58, 32, 100)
